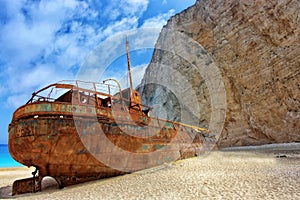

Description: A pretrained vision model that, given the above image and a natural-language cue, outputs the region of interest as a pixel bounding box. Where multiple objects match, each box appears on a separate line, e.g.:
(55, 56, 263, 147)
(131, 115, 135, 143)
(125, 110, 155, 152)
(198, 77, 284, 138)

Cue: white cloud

(102, 17, 139, 38)
(0, 0, 89, 108)
(0, 0, 84, 65)
(0, 0, 177, 109)
(0, 0, 139, 106)
(0, 0, 199, 145)
(7, 64, 73, 94)
(102, 0, 149, 19)
(141, 9, 175, 28)
(6, 94, 31, 109)
(77, 28, 161, 83)
(113, 64, 148, 90)
(120, 0, 149, 17)
(0, 85, 5, 94)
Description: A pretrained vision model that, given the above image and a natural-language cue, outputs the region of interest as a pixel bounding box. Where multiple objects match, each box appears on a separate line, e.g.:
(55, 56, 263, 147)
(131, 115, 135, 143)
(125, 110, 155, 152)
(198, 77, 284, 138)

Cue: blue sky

(0, 0, 196, 144)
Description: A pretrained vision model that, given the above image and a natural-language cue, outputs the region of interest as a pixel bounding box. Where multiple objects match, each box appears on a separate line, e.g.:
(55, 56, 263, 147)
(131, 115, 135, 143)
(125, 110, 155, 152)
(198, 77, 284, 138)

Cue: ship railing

(62, 80, 153, 112)
(58, 80, 121, 97)
(26, 79, 153, 112)
(26, 80, 120, 104)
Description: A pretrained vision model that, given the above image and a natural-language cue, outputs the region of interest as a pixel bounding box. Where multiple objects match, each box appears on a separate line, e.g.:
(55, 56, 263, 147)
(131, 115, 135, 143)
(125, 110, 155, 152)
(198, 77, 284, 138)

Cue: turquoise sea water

(0, 144, 22, 168)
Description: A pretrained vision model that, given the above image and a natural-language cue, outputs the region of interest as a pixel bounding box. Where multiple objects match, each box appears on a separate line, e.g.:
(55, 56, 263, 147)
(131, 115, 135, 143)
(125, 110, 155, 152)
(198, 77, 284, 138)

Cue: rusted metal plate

(8, 41, 212, 195)
(12, 177, 40, 196)
(8, 81, 212, 195)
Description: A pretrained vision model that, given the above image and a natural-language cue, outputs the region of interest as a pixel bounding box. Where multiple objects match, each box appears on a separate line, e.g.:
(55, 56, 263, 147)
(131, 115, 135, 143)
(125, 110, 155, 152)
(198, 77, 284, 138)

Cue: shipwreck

(8, 40, 212, 195)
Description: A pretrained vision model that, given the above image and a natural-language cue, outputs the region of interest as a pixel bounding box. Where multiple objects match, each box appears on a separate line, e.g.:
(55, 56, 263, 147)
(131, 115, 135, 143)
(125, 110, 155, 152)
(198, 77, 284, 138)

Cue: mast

(126, 37, 134, 93)
(125, 37, 143, 112)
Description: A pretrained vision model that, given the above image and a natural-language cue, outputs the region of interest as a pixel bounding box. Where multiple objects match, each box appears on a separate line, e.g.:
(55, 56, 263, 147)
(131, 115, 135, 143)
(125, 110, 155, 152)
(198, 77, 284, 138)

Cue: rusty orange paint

(8, 80, 214, 195)
(9, 39, 214, 195)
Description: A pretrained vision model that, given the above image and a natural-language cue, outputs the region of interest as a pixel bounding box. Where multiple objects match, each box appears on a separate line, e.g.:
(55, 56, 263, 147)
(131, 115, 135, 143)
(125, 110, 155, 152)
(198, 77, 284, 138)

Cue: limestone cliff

(140, 0, 300, 147)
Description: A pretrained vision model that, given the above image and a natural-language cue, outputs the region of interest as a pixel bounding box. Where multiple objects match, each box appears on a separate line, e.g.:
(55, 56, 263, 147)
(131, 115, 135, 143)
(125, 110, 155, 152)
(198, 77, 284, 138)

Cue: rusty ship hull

(8, 80, 210, 195)
(8, 39, 212, 195)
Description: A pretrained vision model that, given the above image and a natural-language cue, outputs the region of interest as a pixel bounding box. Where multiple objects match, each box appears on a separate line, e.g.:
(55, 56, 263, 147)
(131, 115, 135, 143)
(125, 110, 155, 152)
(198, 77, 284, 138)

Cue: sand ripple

(0, 151, 299, 200)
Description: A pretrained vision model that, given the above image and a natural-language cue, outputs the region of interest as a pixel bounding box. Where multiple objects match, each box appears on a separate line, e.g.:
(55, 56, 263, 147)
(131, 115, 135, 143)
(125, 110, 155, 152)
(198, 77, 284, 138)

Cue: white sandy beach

(0, 146, 299, 200)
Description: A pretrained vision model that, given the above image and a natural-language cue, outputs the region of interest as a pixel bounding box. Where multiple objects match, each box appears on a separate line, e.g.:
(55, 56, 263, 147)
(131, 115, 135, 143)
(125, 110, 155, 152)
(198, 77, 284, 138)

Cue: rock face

(140, 0, 300, 147)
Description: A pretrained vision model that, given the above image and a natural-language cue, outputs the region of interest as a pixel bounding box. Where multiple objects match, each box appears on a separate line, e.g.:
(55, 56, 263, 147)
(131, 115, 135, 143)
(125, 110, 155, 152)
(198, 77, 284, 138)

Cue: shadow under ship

(8, 40, 213, 195)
